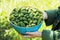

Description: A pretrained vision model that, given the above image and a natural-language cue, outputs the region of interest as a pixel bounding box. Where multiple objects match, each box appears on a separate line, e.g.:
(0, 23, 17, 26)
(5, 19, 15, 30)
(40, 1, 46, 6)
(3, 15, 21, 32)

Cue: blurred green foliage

(0, 0, 60, 40)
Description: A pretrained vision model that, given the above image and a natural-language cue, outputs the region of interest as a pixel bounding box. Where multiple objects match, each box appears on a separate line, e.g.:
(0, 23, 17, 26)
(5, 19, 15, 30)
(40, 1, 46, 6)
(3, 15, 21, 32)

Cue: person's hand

(22, 31, 42, 38)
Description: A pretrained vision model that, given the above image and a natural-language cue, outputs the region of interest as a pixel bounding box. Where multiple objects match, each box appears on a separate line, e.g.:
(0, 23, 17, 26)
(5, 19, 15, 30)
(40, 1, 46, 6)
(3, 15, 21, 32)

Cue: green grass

(0, 0, 60, 40)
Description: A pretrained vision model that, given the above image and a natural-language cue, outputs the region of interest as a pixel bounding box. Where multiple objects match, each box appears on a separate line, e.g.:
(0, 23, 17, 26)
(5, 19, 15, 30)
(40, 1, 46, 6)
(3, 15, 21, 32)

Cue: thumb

(26, 32, 35, 35)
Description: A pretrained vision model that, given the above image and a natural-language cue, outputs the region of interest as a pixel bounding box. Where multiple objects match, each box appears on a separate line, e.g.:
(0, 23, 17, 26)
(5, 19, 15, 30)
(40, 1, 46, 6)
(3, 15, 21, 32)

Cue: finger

(26, 32, 42, 37)
(22, 35, 32, 38)
(26, 31, 38, 34)
(26, 32, 35, 35)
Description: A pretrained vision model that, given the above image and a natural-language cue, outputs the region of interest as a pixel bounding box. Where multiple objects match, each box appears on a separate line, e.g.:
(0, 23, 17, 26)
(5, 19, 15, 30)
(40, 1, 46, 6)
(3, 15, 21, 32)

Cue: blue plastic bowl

(10, 21, 43, 35)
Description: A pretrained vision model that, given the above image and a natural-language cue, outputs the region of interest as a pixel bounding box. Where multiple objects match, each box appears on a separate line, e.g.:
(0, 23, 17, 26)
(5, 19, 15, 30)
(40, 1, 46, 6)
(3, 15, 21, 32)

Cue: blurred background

(0, 0, 60, 40)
